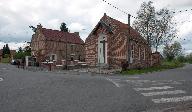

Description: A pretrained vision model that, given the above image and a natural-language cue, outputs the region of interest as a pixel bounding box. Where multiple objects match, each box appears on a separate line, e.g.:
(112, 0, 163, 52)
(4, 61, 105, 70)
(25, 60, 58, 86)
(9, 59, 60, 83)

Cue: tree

(5, 44, 10, 54)
(133, 1, 177, 52)
(2, 44, 10, 58)
(163, 41, 182, 61)
(60, 22, 68, 32)
(18, 47, 23, 53)
(14, 45, 31, 59)
(186, 53, 192, 63)
(2, 45, 6, 58)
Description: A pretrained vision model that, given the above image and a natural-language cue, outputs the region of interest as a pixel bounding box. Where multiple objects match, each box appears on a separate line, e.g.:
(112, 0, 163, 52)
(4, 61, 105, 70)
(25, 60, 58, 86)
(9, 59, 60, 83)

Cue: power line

(101, 0, 192, 42)
(101, 0, 136, 18)
(101, 0, 192, 19)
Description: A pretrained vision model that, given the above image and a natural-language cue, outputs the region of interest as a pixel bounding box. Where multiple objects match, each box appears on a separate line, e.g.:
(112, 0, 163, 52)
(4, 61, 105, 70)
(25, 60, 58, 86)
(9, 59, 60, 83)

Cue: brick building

(85, 13, 155, 68)
(31, 24, 85, 64)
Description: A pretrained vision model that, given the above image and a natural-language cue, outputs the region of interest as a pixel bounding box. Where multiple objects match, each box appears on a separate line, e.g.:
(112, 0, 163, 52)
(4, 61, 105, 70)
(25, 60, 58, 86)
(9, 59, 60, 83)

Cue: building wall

(85, 25, 128, 68)
(45, 41, 85, 63)
(85, 17, 152, 68)
(151, 52, 161, 66)
(128, 41, 151, 69)
(31, 29, 85, 63)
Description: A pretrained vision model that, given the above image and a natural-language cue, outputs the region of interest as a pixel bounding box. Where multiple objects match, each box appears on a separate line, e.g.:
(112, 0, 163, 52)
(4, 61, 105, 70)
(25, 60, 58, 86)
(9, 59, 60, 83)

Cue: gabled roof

(41, 28, 84, 44)
(90, 13, 148, 44)
(93, 20, 113, 34)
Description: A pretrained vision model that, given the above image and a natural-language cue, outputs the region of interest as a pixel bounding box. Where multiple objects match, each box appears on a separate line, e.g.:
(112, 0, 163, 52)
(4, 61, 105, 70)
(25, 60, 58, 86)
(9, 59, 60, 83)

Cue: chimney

(74, 32, 79, 36)
(36, 23, 43, 32)
(104, 13, 107, 16)
(37, 23, 43, 29)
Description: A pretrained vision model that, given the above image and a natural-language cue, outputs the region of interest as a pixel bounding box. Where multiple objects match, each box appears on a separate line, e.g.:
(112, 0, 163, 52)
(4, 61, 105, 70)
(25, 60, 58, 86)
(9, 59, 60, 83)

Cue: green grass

(189, 61, 192, 64)
(1, 58, 10, 63)
(121, 60, 185, 75)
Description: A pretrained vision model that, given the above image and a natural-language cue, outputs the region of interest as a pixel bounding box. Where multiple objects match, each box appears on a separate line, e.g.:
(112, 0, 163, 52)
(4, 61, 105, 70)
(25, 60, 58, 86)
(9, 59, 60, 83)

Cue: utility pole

(127, 14, 131, 66)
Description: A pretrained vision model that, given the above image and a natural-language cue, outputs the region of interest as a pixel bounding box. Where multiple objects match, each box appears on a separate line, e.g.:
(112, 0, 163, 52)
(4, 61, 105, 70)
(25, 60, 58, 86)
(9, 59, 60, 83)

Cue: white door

(98, 34, 107, 64)
(98, 38, 104, 63)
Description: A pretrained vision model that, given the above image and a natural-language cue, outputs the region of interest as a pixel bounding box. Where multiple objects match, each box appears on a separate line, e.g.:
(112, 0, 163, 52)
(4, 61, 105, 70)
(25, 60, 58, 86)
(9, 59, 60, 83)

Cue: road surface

(0, 63, 192, 112)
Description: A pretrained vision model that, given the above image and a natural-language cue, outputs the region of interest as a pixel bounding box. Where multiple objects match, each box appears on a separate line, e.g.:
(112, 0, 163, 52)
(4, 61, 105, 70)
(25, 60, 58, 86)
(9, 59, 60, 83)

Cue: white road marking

(141, 90, 186, 96)
(152, 96, 192, 103)
(152, 82, 182, 86)
(134, 86, 174, 91)
(0, 77, 3, 81)
(106, 78, 120, 87)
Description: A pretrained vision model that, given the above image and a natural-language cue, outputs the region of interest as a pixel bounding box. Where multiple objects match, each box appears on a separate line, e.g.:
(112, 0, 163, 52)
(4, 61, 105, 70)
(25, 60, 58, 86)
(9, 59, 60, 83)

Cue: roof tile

(42, 28, 84, 44)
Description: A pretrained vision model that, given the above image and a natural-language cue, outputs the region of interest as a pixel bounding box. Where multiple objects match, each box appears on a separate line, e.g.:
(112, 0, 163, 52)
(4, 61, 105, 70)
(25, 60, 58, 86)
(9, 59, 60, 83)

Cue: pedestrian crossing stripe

(152, 96, 192, 103)
(134, 86, 174, 91)
(141, 90, 186, 96)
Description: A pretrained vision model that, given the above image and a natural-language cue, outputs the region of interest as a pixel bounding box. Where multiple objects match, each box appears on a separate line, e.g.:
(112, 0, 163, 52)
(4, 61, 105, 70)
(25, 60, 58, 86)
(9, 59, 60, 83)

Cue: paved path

(0, 63, 192, 112)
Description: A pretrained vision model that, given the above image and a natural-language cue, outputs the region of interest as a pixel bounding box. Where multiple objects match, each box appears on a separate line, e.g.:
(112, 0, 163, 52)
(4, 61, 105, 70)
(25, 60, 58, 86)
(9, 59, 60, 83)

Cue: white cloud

(0, 42, 26, 50)
(0, 0, 191, 54)
(68, 23, 85, 32)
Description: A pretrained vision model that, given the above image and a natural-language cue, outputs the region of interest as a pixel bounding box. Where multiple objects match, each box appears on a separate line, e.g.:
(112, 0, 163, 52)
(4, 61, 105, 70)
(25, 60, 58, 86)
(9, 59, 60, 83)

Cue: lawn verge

(121, 60, 185, 75)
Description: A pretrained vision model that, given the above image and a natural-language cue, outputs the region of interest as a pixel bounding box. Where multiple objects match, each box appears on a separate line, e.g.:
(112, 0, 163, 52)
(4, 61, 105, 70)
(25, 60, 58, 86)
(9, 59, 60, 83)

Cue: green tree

(186, 53, 192, 63)
(2, 45, 6, 58)
(60, 22, 68, 32)
(163, 41, 182, 61)
(18, 47, 23, 53)
(2, 44, 10, 58)
(133, 1, 177, 52)
(14, 45, 31, 59)
(5, 44, 10, 54)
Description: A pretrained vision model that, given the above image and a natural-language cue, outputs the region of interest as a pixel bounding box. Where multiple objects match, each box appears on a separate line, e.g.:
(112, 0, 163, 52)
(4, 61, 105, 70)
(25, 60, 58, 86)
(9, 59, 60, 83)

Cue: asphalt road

(0, 63, 192, 112)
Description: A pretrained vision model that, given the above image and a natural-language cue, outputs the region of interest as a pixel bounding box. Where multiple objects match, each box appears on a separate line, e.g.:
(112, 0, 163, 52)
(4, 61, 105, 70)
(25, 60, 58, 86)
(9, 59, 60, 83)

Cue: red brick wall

(151, 52, 161, 66)
(85, 14, 152, 68)
(31, 28, 85, 63)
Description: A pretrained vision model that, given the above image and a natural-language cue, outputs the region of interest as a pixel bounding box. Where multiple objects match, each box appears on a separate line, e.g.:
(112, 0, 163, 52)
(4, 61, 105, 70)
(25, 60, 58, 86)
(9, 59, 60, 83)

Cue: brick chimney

(37, 23, 42, 28)
(37, 23, 43, 32)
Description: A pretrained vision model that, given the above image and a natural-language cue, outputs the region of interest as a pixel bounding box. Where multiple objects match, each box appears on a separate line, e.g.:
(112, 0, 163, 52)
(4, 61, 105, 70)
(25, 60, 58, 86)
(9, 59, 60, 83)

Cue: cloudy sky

(0, 0, 192, 54)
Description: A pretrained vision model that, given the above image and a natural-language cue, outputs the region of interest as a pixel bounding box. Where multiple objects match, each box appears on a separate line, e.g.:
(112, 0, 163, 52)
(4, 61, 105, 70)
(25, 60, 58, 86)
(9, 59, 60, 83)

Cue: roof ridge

(42, 28, 78, 35)
(107, 15, 127, 25)
(104, 14, 147, 44)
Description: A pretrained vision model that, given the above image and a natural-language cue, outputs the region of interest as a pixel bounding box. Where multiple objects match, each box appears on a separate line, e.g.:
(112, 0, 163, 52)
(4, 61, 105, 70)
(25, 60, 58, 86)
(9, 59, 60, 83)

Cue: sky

(0, 0, 192, 54)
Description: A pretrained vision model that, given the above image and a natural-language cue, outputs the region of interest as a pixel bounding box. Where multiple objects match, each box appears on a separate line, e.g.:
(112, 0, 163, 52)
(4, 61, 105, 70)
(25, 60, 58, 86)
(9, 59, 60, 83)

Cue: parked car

(11, 60, 17, 65)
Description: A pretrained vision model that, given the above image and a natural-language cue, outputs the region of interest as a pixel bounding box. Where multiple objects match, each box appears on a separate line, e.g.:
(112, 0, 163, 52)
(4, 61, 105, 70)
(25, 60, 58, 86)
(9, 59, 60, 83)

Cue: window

(130, 43, 134, 63)
(143, 48, 146, 60)
(50, 54, 57, 61)
(70, 44, 75, 53)
(131, 44, 134, 58)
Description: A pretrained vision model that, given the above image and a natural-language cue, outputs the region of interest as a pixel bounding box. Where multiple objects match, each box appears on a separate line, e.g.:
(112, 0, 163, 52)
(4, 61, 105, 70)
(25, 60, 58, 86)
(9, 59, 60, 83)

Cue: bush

(177, 55, 186, 63)
(1, 58, 10, 63)
(121, 61, 129, 72)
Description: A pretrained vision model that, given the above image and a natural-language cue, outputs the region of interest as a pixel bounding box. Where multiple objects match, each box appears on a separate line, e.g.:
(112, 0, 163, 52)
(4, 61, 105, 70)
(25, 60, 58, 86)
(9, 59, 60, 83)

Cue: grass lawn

(1, 58, 10, 63)
(121, 60, 185, 75)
